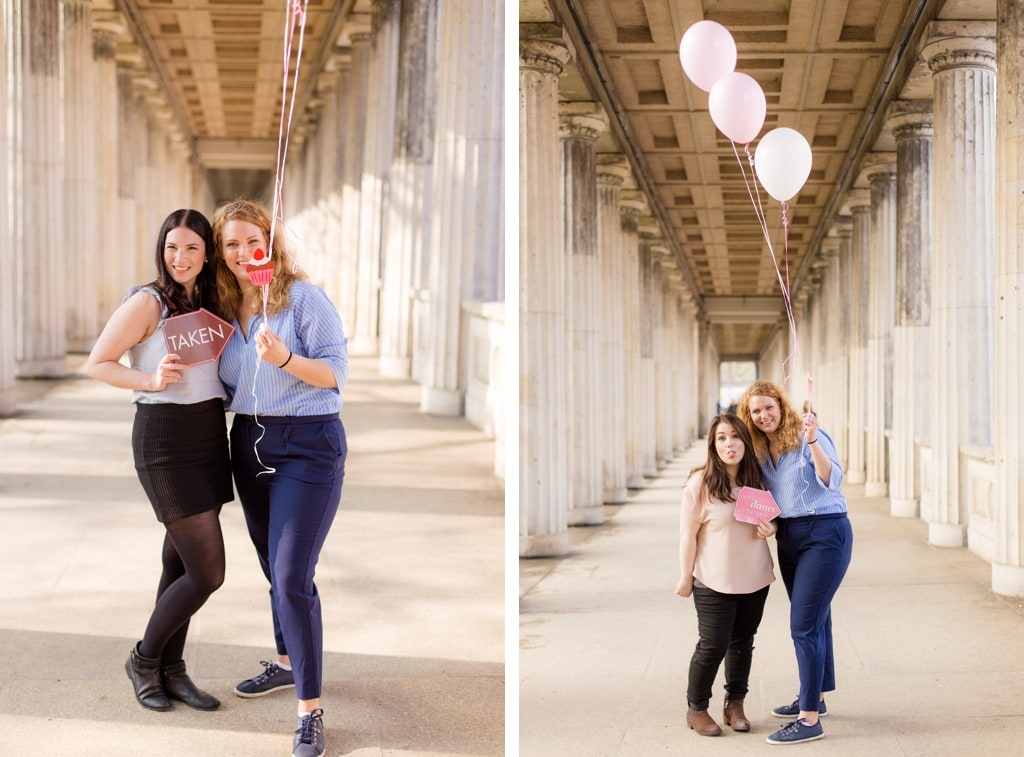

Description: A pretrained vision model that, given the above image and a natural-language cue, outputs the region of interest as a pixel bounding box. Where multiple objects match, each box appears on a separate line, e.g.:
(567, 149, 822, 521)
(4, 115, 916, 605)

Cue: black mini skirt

(132, 398, 234, 523)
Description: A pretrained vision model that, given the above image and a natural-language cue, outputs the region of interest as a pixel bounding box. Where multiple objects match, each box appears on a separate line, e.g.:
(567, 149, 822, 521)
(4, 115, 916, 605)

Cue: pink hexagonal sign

(162, 308, 235, 366)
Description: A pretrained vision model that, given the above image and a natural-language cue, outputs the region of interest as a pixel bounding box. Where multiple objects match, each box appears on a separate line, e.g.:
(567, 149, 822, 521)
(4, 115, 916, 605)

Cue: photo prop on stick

(162, 308, 235, 366)
(246, 248, 274, 286)
(733, 486, 781, 524)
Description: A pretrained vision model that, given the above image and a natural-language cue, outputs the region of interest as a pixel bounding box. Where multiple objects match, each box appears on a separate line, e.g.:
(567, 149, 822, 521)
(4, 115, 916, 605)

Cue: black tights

(138, 509, 225, 664)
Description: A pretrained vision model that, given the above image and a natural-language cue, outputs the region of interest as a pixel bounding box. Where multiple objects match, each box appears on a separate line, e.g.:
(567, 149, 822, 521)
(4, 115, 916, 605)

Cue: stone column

(560, 105, 606, 526)
(862, 154, 897, 497)
(62, 0, 97, 352)
(353, 0, 400, 355)
(338, 31, 370, 341)
(0, 0, 12, 414)
(653, 249, 674, 468)
(9, 0, 65, 377)
(829, 222, 852, 469)
(637, 218, 659, 478)
(596, 156, 629, 503)
(888, 102, 933, 518)
(845, 191, 871, 483)
(380, 0, 438, 378)
(993, 0, 1024, 595)
(922, 23, 996, 547)
(518, 35, 571, 557)
(93, 15, 123, 325)
(621, 192, 647, 489)
(420, 0, 504, 413)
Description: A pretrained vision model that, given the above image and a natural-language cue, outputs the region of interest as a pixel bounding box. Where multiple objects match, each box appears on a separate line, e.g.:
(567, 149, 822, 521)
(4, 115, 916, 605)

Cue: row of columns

(0, 0, 203, 417)
(285, 0, 505, 418)
(2, 1, 506, 447)
(518, 29, 703, 557)
(791, 18, 1024, 594)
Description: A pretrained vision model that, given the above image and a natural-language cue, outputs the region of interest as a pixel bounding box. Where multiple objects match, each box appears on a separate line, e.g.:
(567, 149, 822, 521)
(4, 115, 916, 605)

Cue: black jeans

(687, 584, 770, 710)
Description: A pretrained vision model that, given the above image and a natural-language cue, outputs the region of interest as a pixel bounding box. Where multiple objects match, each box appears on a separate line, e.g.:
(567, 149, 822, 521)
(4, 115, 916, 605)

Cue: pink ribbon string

(731, 141, 812, 399)
(251, 0, 310, 477)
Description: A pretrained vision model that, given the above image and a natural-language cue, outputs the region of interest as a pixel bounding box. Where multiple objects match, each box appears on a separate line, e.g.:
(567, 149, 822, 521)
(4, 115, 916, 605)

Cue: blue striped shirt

(219, 280, 348, 416)
(760, 429, 848, 518)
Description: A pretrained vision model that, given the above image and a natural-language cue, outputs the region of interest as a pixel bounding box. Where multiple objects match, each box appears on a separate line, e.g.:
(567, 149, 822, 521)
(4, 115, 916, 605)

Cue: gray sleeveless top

(127, 286, 228, 405)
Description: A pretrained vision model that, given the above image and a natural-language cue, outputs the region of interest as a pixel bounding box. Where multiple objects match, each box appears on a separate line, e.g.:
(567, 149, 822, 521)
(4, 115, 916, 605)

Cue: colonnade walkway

(0, 356, 503, 756)
(520, 443, 1024, 756)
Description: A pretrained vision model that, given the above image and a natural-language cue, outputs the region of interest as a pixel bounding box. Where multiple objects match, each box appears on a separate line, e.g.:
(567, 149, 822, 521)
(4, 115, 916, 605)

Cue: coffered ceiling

(525, 0, 995, 359)
(104, 0, 370, 201)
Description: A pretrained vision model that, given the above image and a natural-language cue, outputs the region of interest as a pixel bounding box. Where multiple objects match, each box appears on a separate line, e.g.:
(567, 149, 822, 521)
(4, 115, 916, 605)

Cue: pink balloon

(708, 72, 766, 145)
(679, 21, 737, 92)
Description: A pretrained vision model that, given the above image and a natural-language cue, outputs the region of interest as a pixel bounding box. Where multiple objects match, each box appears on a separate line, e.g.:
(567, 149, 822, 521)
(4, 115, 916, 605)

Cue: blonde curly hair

(211, 198, 307, 318)
(737, 379, 804, 462)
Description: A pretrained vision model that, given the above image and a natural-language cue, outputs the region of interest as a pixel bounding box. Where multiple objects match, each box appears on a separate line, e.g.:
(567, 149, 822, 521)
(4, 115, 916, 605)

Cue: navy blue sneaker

(772, 698, 827, 718)
(234, 660, 295, 698)
(766, 718, 824, 745)
(292, 708, 325, 757)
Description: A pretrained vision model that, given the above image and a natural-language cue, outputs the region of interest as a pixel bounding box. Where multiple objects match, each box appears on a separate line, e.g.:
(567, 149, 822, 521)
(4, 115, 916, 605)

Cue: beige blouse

(678, 471, 776, 595)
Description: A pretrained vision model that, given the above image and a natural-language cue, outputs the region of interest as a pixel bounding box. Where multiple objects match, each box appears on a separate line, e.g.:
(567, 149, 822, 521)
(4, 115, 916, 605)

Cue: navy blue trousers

(775, 513, 852, 713)
(230, 413, 346, 700)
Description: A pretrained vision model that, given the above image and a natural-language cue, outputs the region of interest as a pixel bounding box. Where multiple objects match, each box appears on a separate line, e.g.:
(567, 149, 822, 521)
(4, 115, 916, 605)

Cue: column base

(349, 334, 379, 356)
(603, 487, 628, 504)
(379, 355, 411, 378)
(992, 562, 1024, 597)
(928, 521, 966, 548)
(420, 386, 463, 416)
(16, 358, 66, 379)
(890, 497, 918, 518)
(626, 475, 647, 490)
(568, 505, 604, 526)
(0, 390, 15, 418)
(66, 338, 95, 354)
(865, 481, 888, 497)
(643, 466, 658, 478)
(847, 470, 866, 484)
(520, 532, 569, 558)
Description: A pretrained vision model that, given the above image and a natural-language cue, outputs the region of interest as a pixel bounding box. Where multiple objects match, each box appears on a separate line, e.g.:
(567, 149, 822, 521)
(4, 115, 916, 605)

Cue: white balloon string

(250, 356, 277, 477)
(251, 0, 309, 476)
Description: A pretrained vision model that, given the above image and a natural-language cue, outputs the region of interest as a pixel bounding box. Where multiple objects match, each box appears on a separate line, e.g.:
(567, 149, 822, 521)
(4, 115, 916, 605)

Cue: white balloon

(753, 127, 813, 202)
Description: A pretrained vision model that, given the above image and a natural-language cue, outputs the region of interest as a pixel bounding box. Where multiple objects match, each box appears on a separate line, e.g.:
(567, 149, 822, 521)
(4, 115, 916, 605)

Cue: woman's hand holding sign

(149, 353, 189, 391)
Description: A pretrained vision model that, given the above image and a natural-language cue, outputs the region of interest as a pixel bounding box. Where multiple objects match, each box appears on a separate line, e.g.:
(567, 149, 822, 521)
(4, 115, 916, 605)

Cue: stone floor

(0, 355, 504, 756)
(520, 442, 1024, 756)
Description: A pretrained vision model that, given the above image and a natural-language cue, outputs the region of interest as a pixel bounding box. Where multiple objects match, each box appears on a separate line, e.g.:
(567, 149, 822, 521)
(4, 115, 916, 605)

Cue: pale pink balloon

(678, 20, 737, 93)
(708, 72, 766, 145)
(754, 127, 813, 201)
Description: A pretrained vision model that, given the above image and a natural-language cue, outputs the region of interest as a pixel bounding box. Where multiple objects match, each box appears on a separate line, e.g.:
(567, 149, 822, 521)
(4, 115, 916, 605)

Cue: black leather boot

(125, 643, 171, 711)
(162, 660, 221, 710)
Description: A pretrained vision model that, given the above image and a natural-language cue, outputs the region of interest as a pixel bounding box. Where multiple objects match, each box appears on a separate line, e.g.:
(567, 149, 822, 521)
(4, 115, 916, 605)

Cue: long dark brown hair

(689, 413, 765, 502)
(147, 209, 223, 319)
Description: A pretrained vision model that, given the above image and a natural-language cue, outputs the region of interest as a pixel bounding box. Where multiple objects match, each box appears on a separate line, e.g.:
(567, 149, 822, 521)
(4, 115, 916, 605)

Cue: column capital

(620, 189, 647, 220)
(859, 152, 897, 186)
(520, 38, 571, 76)
(922, 21, 996, 75)
(637, 215, 662, 240)
(596, 154, 631, 186)
(559, 112, 607, 142)
(832, 216, 854, 238)
(843, 188, 872, 214)
(887, 99, 934, 141)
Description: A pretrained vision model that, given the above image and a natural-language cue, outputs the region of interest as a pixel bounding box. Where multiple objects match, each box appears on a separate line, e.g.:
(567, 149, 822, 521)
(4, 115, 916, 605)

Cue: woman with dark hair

(86, 208, 233, 712)
(212, 198, 348, 757)
(737, 380, 853, 745)
(677, 414, 777, 737)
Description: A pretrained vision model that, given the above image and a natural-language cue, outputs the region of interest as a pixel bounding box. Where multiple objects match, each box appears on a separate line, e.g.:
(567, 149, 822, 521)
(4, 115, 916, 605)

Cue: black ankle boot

(162, 661, 221, 710)
(125, 643, 171, 711)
